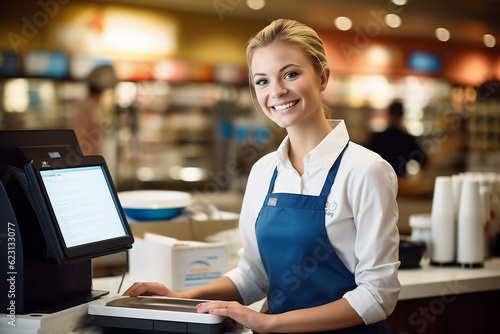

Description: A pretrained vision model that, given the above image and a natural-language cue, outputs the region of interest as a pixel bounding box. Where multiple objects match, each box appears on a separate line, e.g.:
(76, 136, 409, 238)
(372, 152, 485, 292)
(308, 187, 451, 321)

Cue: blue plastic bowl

(122, 207, 185, 221)
(118, 190, 192, 222)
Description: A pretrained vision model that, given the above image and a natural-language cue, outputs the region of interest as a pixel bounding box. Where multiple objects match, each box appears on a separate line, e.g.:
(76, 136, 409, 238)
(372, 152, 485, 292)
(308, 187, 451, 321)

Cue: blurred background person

(67, 64, 118, 156)
(369, 100, 428, 178)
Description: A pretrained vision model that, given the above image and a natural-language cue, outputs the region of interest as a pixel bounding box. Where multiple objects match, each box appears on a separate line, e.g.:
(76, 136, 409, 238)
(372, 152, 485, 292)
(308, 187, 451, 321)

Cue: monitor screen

(24, 154, 134, 263)
(40, 165, 127, 248)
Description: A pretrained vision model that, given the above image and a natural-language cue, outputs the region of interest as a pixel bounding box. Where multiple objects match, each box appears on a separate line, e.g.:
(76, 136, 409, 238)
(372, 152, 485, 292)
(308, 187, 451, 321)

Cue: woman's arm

(180, 276, 244, 302)
(197, 297, 363, 333)
(122, 276, 243, 303)
(345, 156, 401, 322)
(268, 298, 363, 332)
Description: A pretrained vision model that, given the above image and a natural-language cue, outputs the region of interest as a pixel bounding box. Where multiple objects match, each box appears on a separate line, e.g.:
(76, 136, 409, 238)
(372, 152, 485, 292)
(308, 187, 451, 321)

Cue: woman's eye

(255, 79, 268, 86)
(284, 72, 298, 79)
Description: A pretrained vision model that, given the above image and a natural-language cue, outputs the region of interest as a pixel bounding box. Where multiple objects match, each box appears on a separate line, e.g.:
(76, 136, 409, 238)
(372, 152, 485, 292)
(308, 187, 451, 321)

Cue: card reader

(87, 296, 228, 333)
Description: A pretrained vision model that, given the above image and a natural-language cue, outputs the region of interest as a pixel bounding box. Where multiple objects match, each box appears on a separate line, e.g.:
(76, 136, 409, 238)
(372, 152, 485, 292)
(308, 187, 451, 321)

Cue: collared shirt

(225, 120, 401, 324)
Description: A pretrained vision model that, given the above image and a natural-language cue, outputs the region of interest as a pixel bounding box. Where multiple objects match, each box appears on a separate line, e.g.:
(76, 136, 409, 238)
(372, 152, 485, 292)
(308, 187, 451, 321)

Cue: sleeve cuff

(343, 286, 387, 324)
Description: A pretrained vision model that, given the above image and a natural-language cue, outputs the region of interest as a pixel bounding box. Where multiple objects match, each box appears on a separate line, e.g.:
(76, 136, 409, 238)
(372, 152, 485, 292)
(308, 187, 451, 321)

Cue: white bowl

(118, 190, 192, 221)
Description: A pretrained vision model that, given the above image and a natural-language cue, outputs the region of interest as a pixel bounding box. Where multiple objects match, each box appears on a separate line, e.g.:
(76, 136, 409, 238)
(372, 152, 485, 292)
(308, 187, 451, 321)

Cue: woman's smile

(270, 100, 300, 112)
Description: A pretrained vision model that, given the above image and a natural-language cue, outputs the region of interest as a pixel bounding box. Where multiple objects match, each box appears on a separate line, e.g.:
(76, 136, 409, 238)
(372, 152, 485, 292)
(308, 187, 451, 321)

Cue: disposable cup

(430, 176, 456, 265)
(457, 177, 485, 267)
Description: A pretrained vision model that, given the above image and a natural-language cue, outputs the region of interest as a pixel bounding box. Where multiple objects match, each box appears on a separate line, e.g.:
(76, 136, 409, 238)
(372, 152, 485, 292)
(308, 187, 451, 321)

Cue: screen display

(40, 165, 127, 248)
(408, 51, 441, 73)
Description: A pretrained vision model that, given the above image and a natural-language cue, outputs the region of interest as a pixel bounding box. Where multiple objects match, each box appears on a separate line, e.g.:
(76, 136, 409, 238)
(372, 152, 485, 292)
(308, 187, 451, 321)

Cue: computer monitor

(19, 154, 134, 264)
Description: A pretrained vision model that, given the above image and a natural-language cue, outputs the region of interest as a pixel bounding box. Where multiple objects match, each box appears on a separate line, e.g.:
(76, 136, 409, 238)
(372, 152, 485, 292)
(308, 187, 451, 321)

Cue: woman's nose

(270, 81, 287, 99)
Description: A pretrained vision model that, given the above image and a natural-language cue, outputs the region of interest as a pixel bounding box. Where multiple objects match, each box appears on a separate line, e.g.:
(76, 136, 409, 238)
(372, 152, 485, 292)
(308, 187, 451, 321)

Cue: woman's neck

(287, 117, 332, 175)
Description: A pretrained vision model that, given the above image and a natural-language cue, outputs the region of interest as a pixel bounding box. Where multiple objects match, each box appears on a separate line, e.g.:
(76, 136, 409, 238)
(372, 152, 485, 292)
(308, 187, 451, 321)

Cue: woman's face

(250, 42, 328, 129)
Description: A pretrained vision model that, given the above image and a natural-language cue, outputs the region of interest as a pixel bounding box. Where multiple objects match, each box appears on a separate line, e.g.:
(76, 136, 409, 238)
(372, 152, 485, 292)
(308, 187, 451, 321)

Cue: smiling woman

(123, 18, 400, 334)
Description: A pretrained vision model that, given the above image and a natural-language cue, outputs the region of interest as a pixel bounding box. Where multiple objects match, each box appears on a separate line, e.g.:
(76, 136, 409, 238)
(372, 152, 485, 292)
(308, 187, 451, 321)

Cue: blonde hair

(246, 19, 330, 114)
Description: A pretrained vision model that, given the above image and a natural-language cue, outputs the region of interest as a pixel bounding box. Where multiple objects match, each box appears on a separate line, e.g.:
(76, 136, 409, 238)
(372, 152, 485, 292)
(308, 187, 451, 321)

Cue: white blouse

(224, 120, 401, 324)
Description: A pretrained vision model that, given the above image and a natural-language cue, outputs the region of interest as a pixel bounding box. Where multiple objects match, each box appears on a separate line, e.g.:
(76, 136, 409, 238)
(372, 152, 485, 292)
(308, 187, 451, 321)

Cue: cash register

(0, 130, 227, 333)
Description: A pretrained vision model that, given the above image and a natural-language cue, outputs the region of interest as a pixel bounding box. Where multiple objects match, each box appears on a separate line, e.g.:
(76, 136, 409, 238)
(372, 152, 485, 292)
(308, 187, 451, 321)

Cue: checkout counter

(98, 257, 500, 334)
(100, 257, 500, 334)
(2, 257, 499, 333)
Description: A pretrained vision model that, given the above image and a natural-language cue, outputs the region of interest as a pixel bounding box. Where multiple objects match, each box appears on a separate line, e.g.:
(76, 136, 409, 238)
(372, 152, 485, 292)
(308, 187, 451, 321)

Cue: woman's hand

(196, 300, 272, 334)
(122, 282, 180, 298)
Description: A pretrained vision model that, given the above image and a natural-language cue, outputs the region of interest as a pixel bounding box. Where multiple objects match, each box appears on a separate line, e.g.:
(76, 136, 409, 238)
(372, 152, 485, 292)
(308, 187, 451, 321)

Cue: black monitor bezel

(24, 155, 134, 263)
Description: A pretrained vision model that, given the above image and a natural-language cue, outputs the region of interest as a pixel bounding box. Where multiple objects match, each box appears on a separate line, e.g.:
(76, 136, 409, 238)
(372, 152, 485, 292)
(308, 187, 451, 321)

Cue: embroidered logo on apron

(325, 200, 337, 218)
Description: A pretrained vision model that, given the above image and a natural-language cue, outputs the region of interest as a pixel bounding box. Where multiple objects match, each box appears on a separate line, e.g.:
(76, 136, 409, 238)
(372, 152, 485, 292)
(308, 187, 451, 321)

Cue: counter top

(397, 256, 500, 300)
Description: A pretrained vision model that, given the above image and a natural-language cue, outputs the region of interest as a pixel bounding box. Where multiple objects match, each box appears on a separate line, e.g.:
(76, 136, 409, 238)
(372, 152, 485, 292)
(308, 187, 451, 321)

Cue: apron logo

(267, 197, 277, 206)
(325, 201, 337, 218)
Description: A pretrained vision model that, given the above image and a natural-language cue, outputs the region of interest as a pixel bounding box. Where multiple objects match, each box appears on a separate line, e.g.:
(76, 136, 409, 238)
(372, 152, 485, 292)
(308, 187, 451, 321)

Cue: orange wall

(318, 28, 500, 86)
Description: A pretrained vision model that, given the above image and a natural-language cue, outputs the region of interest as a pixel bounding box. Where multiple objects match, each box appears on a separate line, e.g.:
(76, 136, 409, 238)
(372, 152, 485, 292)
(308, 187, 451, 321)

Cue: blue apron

(255, 144, 390, 334)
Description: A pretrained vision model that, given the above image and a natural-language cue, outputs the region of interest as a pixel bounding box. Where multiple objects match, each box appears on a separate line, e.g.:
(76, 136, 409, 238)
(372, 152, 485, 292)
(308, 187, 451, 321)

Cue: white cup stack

(430, 176, 456, 266)
(457, 177, 485, 268)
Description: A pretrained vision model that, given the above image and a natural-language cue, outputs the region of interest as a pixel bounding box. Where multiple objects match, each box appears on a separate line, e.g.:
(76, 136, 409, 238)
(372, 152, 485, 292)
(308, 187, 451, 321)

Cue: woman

(124, 18, 400, 333)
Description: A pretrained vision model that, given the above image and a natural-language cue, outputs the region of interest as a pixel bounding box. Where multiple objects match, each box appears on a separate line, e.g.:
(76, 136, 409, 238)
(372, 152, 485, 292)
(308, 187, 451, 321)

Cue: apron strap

(319, 141, 349, 197)
(267, 141, 349, 196)
(267, 167, 278, 195)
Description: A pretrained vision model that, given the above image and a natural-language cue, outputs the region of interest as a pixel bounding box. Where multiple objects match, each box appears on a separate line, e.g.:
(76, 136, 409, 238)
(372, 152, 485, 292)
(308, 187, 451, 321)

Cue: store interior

(1, 0, 500, 235)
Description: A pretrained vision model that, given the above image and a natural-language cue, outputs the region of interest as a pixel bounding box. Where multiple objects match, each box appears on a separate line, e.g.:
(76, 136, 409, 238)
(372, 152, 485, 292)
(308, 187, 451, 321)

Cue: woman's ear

(320, 68, 330, 92)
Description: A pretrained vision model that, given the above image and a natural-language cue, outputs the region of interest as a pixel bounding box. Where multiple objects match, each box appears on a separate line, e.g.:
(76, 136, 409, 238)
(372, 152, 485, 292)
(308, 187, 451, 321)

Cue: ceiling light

(483, 34, 496, 47)
(385, 14, 401, 28)
(334, 16, 353, 31)
(246, 0, 265, 10)
(435, 28, 450, 42)
(391, 0, 408, 5)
